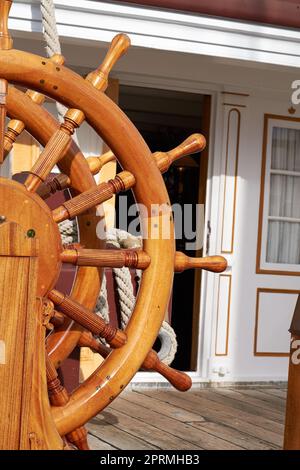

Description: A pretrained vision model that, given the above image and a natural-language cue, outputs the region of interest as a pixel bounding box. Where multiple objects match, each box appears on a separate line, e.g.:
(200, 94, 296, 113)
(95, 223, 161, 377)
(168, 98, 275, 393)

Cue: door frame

(115, 70, 224, 384)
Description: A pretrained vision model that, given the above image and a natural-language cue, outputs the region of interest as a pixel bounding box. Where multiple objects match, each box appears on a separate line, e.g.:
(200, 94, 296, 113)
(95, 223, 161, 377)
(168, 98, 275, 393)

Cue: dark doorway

(117, 85, 211, 371)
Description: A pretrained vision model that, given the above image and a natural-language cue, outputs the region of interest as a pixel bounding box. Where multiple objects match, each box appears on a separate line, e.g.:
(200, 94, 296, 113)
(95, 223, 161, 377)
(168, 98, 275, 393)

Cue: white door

(203, 88, 300, 382)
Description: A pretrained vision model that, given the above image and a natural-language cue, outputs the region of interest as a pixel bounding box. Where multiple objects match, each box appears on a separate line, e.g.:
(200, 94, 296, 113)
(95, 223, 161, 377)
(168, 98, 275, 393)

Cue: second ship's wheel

(0, 0, 227, 450)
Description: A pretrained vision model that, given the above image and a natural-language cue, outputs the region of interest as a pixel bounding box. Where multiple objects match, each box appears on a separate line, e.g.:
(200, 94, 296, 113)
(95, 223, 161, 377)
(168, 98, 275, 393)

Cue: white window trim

(10, 0, 300, 69)
(260, 117, 300, 274)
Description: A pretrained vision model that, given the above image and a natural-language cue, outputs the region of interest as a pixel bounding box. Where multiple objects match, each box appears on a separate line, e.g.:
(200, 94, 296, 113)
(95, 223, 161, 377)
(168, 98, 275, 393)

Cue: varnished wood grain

(0, 178, 62, 296)
(6, 86, 104, 368)
(0, 222, 63, 450)
(48, 290, 127, 349)
(79, 332, 192, 392)
(175, 253, 227, 273)
(0, 0, 12, 50)
(2, 50, 174, 437)
(87, 133, 206, 176)
(61, 247, 151, 270)
(4, 55, 65, 159)
(0, 78, 7, 162)
(0, 36, 225, 445)
(52, 171, 135, 223)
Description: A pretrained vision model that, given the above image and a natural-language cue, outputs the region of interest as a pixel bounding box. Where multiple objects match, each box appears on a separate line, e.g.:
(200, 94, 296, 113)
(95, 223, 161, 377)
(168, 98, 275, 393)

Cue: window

(257, 115, 300, 275)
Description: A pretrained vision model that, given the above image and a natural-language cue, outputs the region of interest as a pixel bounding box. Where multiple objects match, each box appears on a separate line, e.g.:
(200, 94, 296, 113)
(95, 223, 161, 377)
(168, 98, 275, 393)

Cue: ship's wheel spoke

(52, 170, 135, 223)
(0, 0, 228, 446)
(60, 245, 226, 273)
(48, 289, 127, 349)
(3, 55, 65, 162)
(86, 150, 115, 175)
(36, 173, 71, 200)
(0, 78, 7, 164)
(0, 0, 11, 165)
(46, 354, 89, 450)
(24, 124, 74, 192)
(78, 331, 192, 392)
(87, 133, 206, 176)
(61, 246, 151, 270)
(24, 33, 130, 193)
(51, 310, 65, 328)
(175, 252, 227, 273)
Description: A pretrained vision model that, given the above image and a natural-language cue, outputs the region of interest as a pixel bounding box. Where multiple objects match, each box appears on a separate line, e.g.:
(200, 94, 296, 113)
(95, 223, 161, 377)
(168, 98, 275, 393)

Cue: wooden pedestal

(0, 221, 63, 450)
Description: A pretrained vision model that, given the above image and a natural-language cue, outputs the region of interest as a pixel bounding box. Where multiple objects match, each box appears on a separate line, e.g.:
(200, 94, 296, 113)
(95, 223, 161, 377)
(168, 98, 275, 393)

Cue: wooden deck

(87, 386, 287, 450)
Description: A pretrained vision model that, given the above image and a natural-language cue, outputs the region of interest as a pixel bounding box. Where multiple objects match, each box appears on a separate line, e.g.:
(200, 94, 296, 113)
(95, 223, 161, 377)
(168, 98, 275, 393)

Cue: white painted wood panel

(221, 109, 240, 253)
(215, 275, 231, 356)
(256, 291, 298, 354)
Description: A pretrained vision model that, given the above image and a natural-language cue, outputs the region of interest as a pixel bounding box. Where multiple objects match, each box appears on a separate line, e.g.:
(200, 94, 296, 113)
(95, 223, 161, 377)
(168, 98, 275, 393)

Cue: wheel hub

(0, 177, 62, 296)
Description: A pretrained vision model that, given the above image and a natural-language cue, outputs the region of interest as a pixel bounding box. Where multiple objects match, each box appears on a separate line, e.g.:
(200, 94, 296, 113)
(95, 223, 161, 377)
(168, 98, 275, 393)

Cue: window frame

(257, 114, 300, 276)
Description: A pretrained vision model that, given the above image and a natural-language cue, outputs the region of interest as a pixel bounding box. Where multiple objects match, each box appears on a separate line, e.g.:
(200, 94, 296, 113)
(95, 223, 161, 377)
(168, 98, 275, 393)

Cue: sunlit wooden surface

(87, 386, 286, 450)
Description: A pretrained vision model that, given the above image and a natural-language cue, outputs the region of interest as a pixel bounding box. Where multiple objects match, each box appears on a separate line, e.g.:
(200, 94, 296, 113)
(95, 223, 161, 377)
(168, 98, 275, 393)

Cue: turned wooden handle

(4, 55, 65, 158)
(67, 426, 89, 451)
(142, 350, 192, 392)
(61, 248, 151, 270)
(155, 133, 206, 173)
(48, 290, 127, 348)
(175, 253, 227, 273)
(87, 150, 116, 175)
(0, 0, 12, 50)
(0, 78, 7, 163)
(25, 127, 72, 192)
(86, 134, 206, 176)
(86, 34, 131, 92)
(46, 355, 90, 450)
(63, 35, 130, 129)
(52, 170, 135, 223)
(79, 332, 192, 392)
(51, 310, 65, 328)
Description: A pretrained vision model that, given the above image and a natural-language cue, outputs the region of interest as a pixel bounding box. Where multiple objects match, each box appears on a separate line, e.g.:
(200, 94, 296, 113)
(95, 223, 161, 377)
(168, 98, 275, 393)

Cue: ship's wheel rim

(1, 49, 175, 436)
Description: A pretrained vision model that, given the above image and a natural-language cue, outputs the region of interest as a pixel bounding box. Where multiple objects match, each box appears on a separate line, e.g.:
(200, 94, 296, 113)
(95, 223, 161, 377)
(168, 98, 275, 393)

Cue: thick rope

(59, 219, 78, 245)
(106, 229, 178, 365)
(41, 0, 177, 365)
(40, 0, 61, 57)
(40, 0, 66, 121)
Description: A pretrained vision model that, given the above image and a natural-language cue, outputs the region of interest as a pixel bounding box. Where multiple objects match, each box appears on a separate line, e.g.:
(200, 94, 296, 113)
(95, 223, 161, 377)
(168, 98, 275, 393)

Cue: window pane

(271, 127, 300, 171)
(267, 220, 300, 264)
(269, 174, 300, 218)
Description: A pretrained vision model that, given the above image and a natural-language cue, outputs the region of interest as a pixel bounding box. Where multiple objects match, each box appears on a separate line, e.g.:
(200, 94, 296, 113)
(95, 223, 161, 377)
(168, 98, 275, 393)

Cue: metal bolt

(27, 229, 36, 238)
(0, 216, 6, 224)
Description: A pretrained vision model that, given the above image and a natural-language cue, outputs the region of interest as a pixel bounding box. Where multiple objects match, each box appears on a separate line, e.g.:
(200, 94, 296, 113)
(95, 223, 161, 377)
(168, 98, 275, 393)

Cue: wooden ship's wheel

(0, 0, 227, 450)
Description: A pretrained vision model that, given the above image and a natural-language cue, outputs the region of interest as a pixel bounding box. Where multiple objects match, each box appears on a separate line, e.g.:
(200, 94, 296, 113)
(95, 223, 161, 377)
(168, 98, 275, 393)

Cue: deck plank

(194, 389, 284, 423)
(92, 408, 200, 450)
(112, 395, 242, 450)
(88, 386, 286, 450)
(260, 388, 287, 399)
(121, 391, 205, 423)
(87, 418, 158, 450)
(87, 433, 117, 451)
(141, 390, 284, 433)
(190, 421, 279, 450)
(233, 388, 286, 411)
